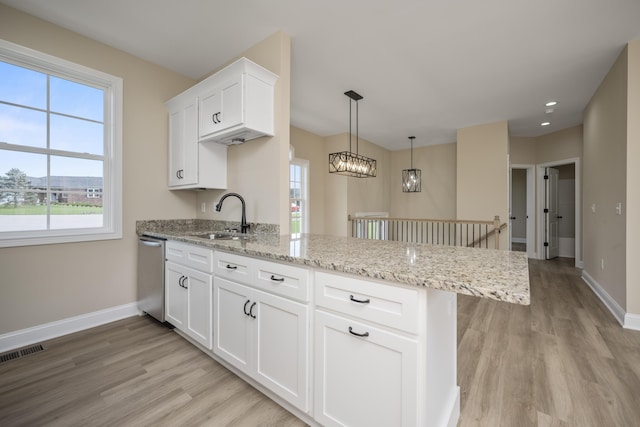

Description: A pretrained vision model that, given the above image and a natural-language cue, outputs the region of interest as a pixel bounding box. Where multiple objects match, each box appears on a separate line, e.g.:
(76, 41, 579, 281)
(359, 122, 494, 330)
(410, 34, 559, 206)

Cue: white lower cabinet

(165, 261, 213, 349)
(214, 276, 309, 412)
(314, 310, 418, 427)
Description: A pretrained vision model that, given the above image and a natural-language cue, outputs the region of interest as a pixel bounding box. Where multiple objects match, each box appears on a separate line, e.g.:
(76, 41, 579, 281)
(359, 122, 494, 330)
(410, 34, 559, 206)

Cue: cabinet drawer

(254, 259, 309, 302)
(166, 241, 214, 273)
(214, 251, 253, 285)
(315, 272, 419, 334)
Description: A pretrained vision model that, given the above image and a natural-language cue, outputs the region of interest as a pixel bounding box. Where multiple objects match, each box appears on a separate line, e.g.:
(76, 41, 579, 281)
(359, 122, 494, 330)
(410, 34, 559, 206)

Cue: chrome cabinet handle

(348, 326, 369, 337)
(270, 275, 285, 282)
(349, 294, 370, 304)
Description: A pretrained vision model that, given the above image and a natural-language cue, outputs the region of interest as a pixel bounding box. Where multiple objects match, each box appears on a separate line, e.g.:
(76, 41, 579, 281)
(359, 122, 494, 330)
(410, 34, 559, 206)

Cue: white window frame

(289, 158, 309, 236)
(0, 39, 123, 247)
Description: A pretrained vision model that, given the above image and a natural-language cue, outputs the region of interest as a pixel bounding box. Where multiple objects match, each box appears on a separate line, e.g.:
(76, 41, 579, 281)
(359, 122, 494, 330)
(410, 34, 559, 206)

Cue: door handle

(349, 295, 370, 304)
(510, 216, 516, 220)
(348, 326, 369, 337)
(557, 215, 563, 219)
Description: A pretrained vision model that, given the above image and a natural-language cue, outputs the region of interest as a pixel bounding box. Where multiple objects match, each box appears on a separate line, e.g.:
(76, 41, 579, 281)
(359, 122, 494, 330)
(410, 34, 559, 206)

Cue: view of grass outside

(0, 204, 102, 215)
(291, 212, 301, 233)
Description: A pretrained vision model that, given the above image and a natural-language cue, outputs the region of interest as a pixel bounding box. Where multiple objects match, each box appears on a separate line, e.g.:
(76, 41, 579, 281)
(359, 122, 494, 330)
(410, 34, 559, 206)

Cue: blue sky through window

(0, 60, 105, 178)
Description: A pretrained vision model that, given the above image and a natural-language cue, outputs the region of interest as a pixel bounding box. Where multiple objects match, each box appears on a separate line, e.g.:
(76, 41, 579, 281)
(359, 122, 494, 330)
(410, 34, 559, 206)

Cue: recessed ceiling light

(545, 108, 555, 114)
(545, 101, 557, 107)
(541, 121, 551, 126)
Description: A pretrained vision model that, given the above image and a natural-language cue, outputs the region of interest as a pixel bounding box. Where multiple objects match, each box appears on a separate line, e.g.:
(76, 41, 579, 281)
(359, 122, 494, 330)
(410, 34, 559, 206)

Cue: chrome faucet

(215, 192, 249, 234)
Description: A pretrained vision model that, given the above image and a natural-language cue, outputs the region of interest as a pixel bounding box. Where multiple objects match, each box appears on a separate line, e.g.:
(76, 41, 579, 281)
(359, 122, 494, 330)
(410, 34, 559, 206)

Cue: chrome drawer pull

(349, 294, 370, 304)
(348, 326, 369, 337)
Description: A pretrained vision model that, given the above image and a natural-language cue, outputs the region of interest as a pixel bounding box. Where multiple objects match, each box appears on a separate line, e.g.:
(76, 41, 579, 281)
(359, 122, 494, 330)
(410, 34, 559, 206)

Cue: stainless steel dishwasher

(137, 235, 166, 323)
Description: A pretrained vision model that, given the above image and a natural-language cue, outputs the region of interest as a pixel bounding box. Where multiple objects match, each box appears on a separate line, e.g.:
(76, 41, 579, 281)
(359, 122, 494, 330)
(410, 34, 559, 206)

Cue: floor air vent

(0, 344, 46, 364)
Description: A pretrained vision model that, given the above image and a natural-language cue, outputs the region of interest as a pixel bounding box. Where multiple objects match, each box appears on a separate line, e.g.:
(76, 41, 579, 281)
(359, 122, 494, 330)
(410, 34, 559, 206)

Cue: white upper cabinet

(166, 92, 227, 190)
(165, 57, 276, 189)
(198, 58, 278, 144)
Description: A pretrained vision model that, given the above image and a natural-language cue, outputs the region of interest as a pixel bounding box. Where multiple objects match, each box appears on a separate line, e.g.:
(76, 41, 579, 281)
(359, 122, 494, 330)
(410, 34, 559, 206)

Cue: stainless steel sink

(189, 232, 251, 241)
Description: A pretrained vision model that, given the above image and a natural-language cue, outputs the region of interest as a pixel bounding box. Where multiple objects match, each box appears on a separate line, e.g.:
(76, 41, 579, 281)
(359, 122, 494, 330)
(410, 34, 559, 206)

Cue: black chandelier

(328, 90, 377, 178)
(402, 136, 421, 192)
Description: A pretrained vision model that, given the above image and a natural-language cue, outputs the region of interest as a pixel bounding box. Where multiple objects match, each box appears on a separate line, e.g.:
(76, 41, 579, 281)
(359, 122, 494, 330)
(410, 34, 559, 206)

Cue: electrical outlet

(601, 258, 605, 270)
(591, 204, 596, 213)
(616, 202, 622, 215)
(201, 202, 206, 213)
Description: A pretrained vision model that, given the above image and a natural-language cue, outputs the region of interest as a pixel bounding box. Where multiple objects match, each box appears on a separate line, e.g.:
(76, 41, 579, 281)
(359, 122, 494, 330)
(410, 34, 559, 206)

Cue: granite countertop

(137, 220, 530, 305)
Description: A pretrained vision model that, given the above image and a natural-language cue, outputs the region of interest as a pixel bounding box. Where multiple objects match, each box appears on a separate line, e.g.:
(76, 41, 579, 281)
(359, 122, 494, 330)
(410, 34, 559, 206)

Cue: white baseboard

(0, 303, 140, 353)
(581, 271, 634, 329)
(624, 313, 640, 331)
(446, 386, 461, 427)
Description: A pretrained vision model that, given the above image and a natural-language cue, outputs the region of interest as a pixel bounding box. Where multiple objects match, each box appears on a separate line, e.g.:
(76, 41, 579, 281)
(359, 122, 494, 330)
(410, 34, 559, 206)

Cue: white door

(186, 269, 213, 349)
(314, 311, 418, 427)
(165, 261, 187, 330)
(168, 99, 198, 187)
(213, 277, 251, 371)
(545, 167, 560, 259)
(254, 289, 309, 411)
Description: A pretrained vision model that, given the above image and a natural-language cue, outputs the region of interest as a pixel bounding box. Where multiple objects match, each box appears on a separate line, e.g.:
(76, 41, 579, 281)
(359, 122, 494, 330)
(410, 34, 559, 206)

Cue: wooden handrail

(347, 214, 496, 225)
(467, 221, 507, 249)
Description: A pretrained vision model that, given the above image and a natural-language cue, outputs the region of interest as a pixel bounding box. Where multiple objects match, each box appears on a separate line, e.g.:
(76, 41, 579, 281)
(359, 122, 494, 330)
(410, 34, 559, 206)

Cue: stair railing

(348, 215, 505, 249)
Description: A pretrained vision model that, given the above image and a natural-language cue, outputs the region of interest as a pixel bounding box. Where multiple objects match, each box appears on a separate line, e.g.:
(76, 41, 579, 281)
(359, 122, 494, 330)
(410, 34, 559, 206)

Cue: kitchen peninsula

(137, 219, 530, 427)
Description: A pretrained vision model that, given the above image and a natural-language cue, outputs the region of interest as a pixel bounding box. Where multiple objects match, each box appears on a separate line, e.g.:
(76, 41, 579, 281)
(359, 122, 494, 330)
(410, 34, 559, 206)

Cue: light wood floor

(458, 257, 640, 426)
(1, 258, 639, 426)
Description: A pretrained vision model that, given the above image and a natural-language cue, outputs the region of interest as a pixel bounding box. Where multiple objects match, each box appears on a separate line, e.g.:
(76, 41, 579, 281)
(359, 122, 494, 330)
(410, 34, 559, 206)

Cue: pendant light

(328, 90, 377, 178)
(402, 136, 421, 192)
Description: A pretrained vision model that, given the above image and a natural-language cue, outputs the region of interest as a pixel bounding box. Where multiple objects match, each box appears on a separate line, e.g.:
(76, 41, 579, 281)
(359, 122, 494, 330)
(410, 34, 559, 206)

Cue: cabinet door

(186, 269, 213, 349)
(165, 261, 188, 330)
(314, 311, 418, 427)
(199, 78, 242, 139)
(254, 289, 309, 412)
(168, 98, 198, 187)
(213, 277, 252, 372)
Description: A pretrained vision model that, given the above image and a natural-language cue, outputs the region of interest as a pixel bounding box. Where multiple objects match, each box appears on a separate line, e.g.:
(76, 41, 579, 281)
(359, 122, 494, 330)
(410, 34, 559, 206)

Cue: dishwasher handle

(141, 240, 162, 247)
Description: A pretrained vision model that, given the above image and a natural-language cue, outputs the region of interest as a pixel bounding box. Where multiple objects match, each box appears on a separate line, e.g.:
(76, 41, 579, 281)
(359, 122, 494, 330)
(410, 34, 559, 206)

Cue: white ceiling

(3, 0, 639, 150)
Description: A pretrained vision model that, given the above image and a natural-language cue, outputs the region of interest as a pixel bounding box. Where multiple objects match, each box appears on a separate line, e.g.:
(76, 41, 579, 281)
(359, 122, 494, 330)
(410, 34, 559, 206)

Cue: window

(0, 40, 122, 247)
(289, 158, 308, 237)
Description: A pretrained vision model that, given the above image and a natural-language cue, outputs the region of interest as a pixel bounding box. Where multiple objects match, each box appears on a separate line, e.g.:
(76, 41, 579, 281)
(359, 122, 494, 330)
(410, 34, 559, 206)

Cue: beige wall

(627, 40, 640, 315)
(290, 126, 326, 234)
(536, 126, 583, 165)
(346, 138, 391, 218)
(196, 32, 291, 232)
(323, 134, 349, 236)
(457, 121, 510, 249)
(583, 45, 628, 308)
(389, 143, 457, 219)
(0, 5, 196, 334)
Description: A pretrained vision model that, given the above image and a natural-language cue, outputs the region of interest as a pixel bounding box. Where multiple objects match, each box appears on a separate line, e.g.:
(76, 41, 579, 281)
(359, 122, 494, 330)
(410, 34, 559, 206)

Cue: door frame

(536, 157, 582, 267)
(510, 164, 535, 259)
